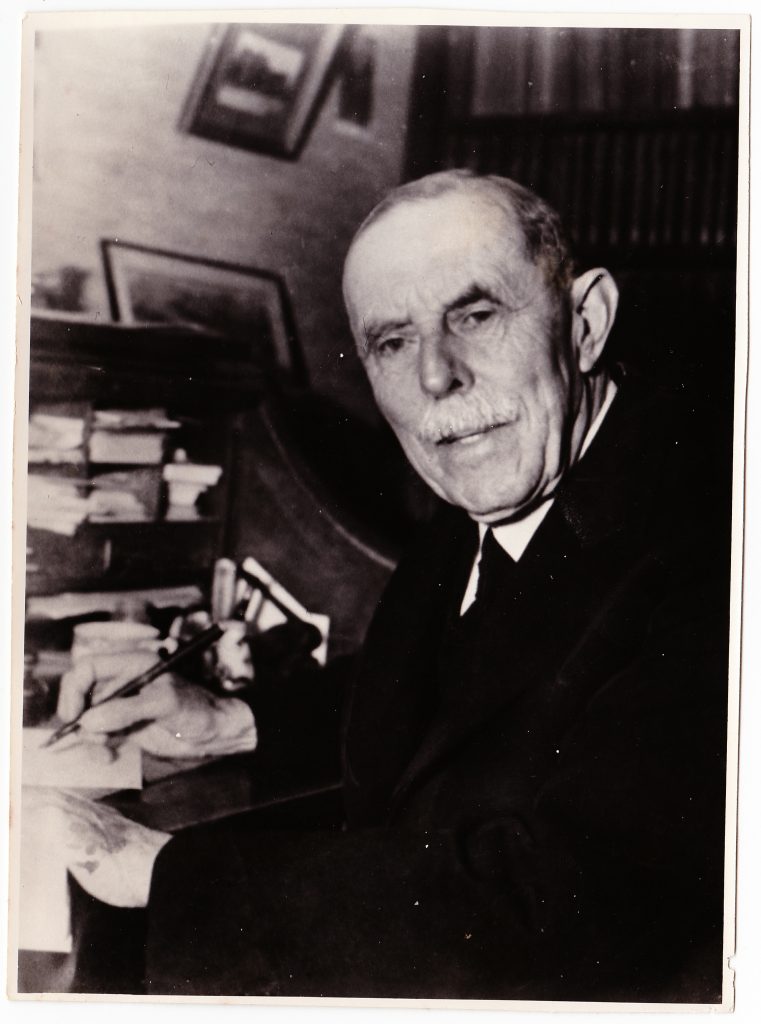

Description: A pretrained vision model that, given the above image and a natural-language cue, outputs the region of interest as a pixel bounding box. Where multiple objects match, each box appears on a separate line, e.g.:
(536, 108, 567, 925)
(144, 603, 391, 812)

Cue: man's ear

(569, 268, 619, 374)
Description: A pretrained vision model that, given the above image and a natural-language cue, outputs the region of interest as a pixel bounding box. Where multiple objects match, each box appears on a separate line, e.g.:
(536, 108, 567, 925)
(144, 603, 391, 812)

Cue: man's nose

(418, 330, 474, 398)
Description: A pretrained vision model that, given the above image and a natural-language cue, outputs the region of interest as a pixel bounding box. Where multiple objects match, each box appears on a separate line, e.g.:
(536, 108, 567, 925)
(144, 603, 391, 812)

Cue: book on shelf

(89, 407, 180, 465)
(89, 430, 166, 465)
(92, 409, 181, 431)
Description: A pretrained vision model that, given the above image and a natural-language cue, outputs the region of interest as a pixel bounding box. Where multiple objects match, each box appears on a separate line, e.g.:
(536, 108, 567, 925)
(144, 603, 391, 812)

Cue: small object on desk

(243, 587, 265, 625)
(43, 622, 224, 748)
(232, 575, 254, 620)
(211, 557, 237, 621)
(163, 449, 222, 520)
(239, 555, 330, 665)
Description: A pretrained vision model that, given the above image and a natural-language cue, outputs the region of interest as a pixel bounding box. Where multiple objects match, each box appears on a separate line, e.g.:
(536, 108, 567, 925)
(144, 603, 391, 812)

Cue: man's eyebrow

(362, 318, 410, 346)
(444, 285, 501, 315)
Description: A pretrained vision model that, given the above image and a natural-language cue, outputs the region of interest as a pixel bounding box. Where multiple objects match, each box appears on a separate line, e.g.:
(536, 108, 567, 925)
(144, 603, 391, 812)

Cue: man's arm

(45, 647, 348, 911)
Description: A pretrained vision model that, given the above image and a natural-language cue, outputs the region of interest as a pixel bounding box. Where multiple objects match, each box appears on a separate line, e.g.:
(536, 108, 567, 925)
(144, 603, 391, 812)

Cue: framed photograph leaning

(101, 241, 301, 378)
(179, 22, 346, 158)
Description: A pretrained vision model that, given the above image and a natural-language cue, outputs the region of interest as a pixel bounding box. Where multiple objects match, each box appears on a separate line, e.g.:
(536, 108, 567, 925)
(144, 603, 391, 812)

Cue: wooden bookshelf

(435, 108, 739, 269)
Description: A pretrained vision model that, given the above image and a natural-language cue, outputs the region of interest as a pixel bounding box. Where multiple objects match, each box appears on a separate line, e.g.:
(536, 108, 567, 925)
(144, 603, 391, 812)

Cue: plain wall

(30, 22, 418, 419)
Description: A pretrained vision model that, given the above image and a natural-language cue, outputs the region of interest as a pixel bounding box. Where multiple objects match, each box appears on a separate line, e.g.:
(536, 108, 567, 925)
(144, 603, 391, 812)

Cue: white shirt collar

(459, 379, 618, 613)
(578, 376, 618, 460)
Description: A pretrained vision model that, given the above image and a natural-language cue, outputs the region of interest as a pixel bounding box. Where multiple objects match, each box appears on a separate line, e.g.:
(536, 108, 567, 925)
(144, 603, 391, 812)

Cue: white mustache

(416, 391, 520, 445)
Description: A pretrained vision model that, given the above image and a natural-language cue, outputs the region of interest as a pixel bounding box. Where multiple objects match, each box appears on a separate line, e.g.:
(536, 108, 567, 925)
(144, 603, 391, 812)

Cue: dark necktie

(434, 529, 517, 710)
(472, 527, 516, 610)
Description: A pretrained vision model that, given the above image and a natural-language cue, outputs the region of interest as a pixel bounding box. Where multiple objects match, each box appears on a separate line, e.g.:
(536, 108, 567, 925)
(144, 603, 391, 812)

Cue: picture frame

(101, 241, 302, 379)
(179, 23, 347, 158)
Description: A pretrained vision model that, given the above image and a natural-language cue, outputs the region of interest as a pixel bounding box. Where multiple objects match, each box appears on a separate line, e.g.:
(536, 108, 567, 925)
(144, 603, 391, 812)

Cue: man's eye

(451, 305, 497, 332)
(375, 336, 406, 357)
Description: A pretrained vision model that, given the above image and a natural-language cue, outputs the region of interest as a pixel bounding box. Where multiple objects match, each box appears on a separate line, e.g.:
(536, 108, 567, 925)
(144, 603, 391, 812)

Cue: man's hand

(22, 786, 170, 908)
(57, 651, 257, 759)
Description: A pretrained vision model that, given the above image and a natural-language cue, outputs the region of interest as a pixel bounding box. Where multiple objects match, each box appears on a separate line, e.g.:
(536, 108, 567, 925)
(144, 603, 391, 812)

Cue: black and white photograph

(6, 6, 750, 1013)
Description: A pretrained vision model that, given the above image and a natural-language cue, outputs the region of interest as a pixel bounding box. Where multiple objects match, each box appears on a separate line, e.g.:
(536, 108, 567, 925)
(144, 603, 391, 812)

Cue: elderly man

(44, 171, 730, 1001)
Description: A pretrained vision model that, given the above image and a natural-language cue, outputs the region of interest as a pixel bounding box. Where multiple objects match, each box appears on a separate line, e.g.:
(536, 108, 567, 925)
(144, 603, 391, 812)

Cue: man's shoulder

(560, 366, 731, 546)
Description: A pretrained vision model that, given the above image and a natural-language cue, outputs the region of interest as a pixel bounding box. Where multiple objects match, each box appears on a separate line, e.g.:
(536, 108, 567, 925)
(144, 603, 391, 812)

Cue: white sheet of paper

(23, 727, 143, 792)
(18, 833, 73, 953)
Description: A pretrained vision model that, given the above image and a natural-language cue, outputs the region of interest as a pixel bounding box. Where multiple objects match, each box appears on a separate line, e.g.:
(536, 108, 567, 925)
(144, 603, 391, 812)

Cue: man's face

(343, 190, 584, 522)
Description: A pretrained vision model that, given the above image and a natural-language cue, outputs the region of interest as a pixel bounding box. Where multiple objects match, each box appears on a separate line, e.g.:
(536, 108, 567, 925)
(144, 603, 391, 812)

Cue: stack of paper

(27, 412, 85, 466)
(26, 474, 91, 536)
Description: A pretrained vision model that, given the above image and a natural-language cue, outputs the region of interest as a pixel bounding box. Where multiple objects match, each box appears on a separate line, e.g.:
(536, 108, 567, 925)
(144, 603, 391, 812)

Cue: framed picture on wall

(179, 23, 347, 158)
(101, 241, 302, 379)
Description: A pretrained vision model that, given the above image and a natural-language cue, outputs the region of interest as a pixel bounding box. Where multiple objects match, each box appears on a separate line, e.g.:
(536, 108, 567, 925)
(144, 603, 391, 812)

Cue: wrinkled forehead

(343, 190, 535, 323)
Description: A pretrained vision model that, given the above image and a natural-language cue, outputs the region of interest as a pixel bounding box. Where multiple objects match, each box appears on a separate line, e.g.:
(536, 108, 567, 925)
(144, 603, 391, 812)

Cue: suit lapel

(388, 506, 597, 809)
(343, 509, 478, 820)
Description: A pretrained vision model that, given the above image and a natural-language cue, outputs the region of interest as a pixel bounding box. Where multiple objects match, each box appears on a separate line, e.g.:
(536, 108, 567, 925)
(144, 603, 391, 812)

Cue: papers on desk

(18, 732, 143, 952)
(26, 584, 204, 622)
(19, 819, 73, 954)
(23, 728, 143, 794)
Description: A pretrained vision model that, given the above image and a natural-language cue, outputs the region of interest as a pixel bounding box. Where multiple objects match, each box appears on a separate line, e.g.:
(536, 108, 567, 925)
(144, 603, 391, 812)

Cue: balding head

(345, 170, 575, 302)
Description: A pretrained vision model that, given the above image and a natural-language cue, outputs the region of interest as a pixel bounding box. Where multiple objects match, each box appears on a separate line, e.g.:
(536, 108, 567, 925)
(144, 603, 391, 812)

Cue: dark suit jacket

(145, 369, 731, 1002)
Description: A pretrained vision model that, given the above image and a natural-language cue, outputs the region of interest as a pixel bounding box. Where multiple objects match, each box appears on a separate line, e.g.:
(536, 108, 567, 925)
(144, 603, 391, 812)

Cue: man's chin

(404, 444, 545, 521)
(451, 471, 560, 524)
(438, 483, 538, 523)
(423, 460, 529, 518)
(463, 501, 534, 524)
